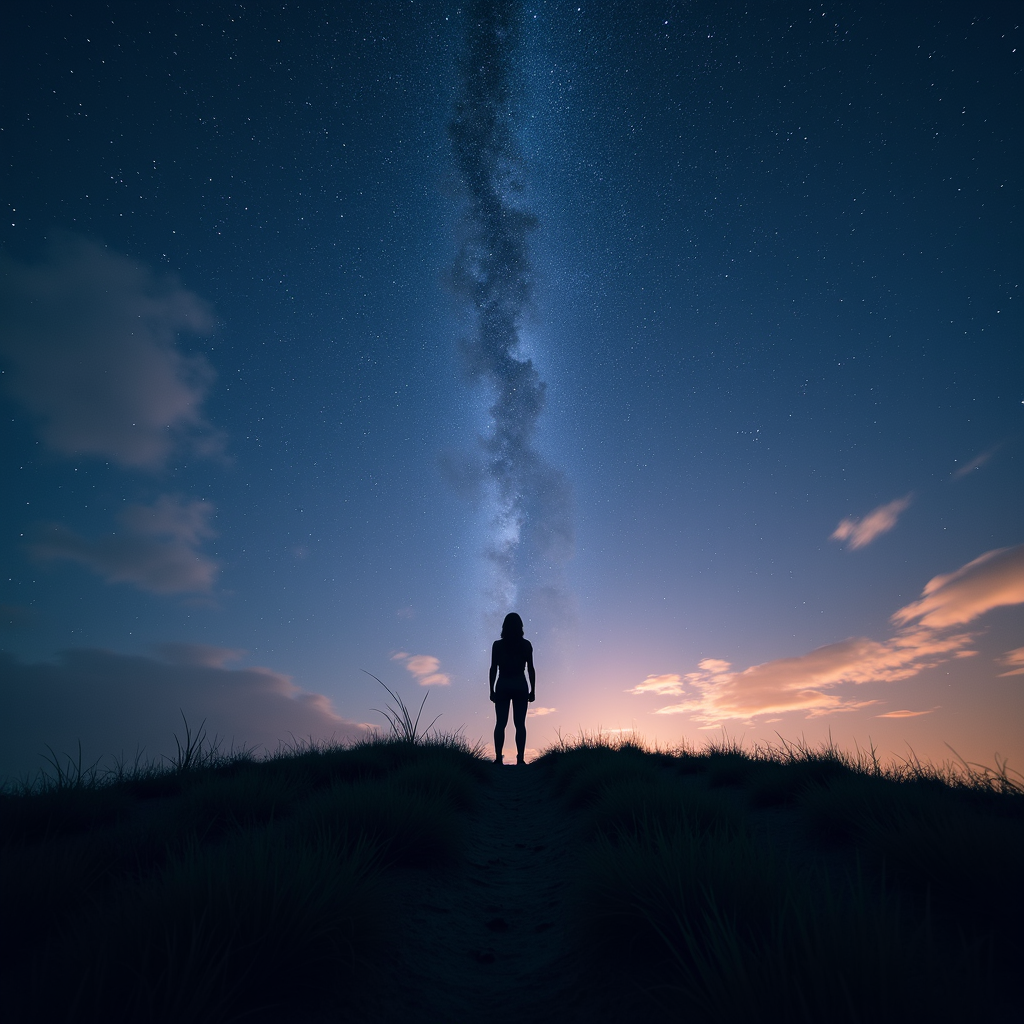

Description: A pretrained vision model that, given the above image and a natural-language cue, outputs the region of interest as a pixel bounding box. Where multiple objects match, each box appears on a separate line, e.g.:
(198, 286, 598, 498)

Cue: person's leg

(493, 696, 511, 763)
(512, 697, 528, 763)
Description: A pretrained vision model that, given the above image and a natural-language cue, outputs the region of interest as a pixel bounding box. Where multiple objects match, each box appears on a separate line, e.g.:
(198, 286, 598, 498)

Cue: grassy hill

(539, 737, 1022, 1022)
(1, 727, 1020, 1022)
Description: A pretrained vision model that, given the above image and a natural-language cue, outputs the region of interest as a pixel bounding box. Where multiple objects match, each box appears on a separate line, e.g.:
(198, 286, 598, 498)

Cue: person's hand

(528, 692, 536, 703)
(489, 691, 496, 703)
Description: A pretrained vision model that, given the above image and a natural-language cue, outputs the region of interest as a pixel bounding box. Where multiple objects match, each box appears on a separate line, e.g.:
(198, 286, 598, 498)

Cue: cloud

(892, 545, 1024, 628)
(530, 707, 558, 716)
(0, 234, 222, 469)
(951, 447, 997, 480)
(151, 642, 245, 668)
(0, 646, 366, 780)
(831, 495, 912, 550)
(998, 646, 1024, 677)
(650, 629, 972, 723)
(638, 545, 1024, 724)
(405, 655, 442, 677)
(876, 709, 936, 718)
(31, 495, 218, 594)
(390, 652, 450, 686)
(627, 673, 685, 696)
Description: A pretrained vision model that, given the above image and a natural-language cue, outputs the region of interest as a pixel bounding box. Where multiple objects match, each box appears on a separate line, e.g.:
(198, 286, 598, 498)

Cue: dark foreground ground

(1, 733, 1021, 1022)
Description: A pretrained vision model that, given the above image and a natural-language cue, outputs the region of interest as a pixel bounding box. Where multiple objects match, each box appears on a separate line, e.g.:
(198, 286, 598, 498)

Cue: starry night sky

(1, 1, 1021, 778)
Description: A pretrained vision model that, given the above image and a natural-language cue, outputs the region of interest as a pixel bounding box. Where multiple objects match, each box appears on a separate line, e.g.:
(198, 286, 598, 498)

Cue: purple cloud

(0, 646, 367, 781)
(0, 234, 222, 469)
(31, 495, 218, 594)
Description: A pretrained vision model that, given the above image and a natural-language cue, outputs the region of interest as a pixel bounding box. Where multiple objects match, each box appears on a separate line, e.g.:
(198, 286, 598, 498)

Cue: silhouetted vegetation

(2, 726, 1020, 1022)
(537, 734, 1023, 1023)
(0, 725, 487, 1023)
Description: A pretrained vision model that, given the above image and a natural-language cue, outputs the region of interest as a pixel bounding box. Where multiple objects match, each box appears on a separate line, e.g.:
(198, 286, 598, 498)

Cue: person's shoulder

(523, 638, 533, 651)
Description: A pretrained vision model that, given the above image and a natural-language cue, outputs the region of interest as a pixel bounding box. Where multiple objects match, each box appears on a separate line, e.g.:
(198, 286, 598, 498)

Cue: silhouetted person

(489, 612, 536, 765)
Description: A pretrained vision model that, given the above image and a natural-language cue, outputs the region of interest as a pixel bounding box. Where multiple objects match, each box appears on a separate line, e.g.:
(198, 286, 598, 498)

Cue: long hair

(500, 612, 524, 639)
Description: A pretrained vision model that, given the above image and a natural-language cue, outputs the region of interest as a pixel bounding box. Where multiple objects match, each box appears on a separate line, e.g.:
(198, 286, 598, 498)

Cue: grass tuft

(366, 672, 442, 743)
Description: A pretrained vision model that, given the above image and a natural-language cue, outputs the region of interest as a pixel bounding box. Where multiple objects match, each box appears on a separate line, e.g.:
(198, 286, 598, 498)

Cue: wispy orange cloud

(638, 545, 1024, 724)
(998, 646, 1024, 677)
(628, 673, 685, 696)
(530, 706, 558, 716)
(831, 495, 912, 550)
(651, 630, 971, 723)
(951, 447, 997, 480)
(390, 651, 450, 686)
(892, 544, 1024, 628)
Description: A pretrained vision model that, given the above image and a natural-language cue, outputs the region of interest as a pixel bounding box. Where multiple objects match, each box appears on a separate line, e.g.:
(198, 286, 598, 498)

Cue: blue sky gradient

(1, 2, 1021, 778)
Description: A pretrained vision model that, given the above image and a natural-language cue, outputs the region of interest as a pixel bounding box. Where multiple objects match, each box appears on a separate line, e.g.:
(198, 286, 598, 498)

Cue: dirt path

(382, 763, 577, 1023)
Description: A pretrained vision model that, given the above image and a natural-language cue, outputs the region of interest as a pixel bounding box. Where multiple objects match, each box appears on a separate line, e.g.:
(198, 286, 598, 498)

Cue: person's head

(501, 612, 524, 639)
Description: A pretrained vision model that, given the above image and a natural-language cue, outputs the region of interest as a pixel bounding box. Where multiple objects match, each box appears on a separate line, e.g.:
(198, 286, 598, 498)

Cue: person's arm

(489, 641, 499, 702)
(525, 641, 536, 702)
